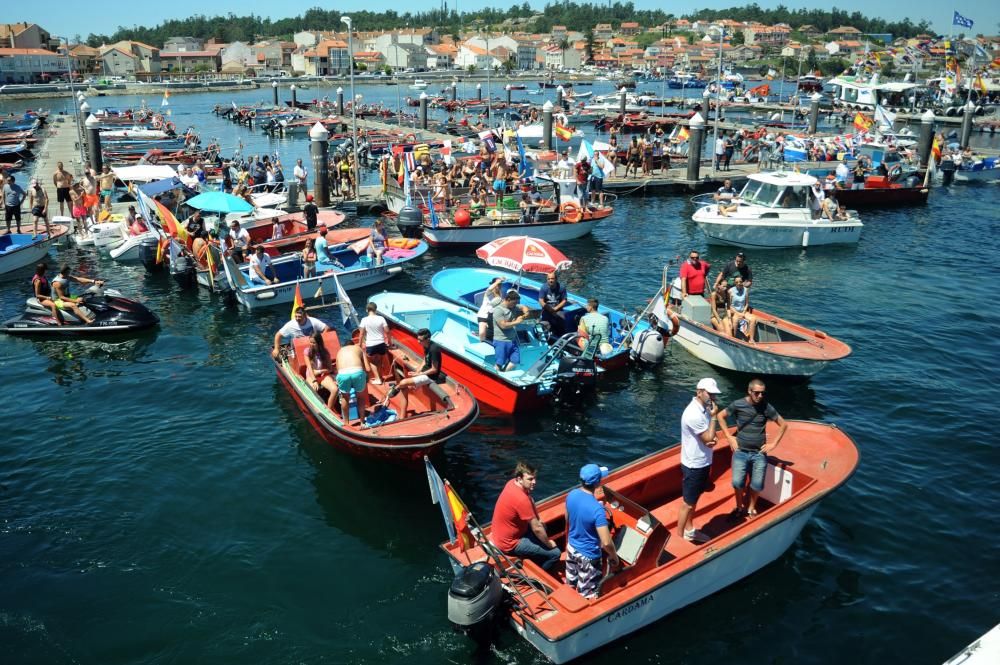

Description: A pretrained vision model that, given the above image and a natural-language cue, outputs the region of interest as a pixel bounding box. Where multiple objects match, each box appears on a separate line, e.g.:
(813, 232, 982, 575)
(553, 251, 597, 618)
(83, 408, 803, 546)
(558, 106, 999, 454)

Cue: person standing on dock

(714, 135, 726, 171)
(678, 378, 722, 543)
(52, 162, 73, 217)
(294, 158, 308, 201)
(3, 174, 26, 234)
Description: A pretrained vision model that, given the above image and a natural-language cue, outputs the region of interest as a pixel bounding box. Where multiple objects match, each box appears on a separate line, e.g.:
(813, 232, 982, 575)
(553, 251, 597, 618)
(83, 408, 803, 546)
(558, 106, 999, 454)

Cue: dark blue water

(1, 88, 998, 665)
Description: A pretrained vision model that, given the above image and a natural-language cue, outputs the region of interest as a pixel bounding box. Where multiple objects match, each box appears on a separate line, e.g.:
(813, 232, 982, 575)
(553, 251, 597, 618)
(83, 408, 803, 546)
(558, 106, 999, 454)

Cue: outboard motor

(139, 236, 164, 273)
(631, 327, 665, 366)
(448, 562, 503, 640)
(552, 348, 598, 406)
(939, 157, 957, 186)
(171, 254, 197, 290)
(395, 205, 424, 239)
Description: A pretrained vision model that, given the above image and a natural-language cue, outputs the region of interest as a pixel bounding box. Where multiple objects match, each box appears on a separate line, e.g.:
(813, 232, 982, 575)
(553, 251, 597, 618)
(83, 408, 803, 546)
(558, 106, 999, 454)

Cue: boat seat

(289, 330, 342, 378)
(464, 341, 496, 365)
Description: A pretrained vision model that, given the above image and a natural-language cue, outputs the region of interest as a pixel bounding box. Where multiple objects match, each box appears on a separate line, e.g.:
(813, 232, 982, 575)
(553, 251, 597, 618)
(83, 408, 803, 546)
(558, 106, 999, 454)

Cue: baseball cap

(580, 463, 609, 485)
(306, 194, 314, 202)
(696, 378, 722, 394)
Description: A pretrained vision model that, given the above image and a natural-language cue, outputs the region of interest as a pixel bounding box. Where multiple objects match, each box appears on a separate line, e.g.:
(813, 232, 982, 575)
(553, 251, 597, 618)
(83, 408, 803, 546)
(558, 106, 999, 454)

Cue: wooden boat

(0, 228, 68, 276)
(692, 172, 863, 249)
(274, 329, 478, 461)
(369, 292, 594, 414)
(437, 420, 859, 663)
(825, 174, 930, 208)
(221, 239, 428, 310)
(430, 267, 653, 372)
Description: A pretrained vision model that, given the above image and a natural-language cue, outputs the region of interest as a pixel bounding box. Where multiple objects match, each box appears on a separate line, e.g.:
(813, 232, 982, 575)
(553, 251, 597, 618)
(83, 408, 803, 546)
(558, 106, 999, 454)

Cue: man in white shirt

(272, 307, 330, 358)
(358, 302, 392, 385)
(178, 165, 200, 192)
(249, 245, 277, 285)
(677, 377, 722, 543)
(835, 159, 850, 186)
(556, 150, 574, 179)
(293, 158, 308, 201)
(228, 220, 251, 262)
(715, 136, 725, 171)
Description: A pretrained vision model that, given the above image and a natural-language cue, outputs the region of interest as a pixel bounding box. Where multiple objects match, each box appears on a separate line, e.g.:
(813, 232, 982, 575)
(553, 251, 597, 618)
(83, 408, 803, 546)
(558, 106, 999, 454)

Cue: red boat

(436, 420, 859, 662)
(274, 329, 479, 461)
(828, 174, 930, 208)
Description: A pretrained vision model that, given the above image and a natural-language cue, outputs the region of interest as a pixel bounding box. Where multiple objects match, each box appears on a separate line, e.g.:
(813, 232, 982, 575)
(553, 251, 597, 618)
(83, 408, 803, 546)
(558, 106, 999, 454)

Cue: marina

(2, 32, 1000, 665)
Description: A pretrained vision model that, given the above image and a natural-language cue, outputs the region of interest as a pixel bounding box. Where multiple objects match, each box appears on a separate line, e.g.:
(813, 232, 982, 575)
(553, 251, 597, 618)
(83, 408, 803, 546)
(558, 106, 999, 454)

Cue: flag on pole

(425, 457, 457, 543)
(402, 156, 412, 207)
(291, 283, 304, 319)
(554, 124, 573, 141)
(444, 480, 475, 551)
(853, 112, 874, 132)
(953, 11, 974, 29)
(161, 90, 170, 107)
(677, 126, 690, 141)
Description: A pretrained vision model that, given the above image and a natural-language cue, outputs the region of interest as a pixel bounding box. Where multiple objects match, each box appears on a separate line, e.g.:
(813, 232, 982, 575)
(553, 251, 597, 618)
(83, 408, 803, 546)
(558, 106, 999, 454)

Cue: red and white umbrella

(475, 236, 572, 274)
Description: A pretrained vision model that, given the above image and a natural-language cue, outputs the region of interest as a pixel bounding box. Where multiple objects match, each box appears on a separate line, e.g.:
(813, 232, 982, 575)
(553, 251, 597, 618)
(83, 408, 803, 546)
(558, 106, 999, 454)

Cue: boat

(667, 73, 706, 89)
(409, 79, 429, 90)
(417, 174, 613, 247)
(430, 267, 655, 371)
(1, 286, 159, 336)
(434, 419, 859, 663)
(806, 169, 930, 208)
(943, 623, 1000, 665)
(796, 73, 825, 93)
(0, 228, 67, 276)
(368, 292, 597, 413)
(651, 270, 851, 377)
(953, 155, 1000, 183)
(691, 172, 863, 248)
(221, 238, 428, 310)
(274, 328, 479, 461)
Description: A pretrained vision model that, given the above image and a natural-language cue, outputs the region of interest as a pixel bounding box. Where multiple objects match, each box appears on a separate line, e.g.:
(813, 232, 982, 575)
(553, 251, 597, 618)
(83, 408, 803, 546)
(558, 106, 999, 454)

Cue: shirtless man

(81, 164, 98, 219)
(334, 341, 372, 424)
(52, 162, 73, 216)
(98, 165, 115, 207)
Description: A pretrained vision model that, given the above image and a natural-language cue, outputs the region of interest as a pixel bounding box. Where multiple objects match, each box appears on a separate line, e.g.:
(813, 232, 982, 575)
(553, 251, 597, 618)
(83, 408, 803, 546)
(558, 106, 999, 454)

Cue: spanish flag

(975, 74, 988, 94)
(444, 480, 475, 551)
(291, 283, 304, 319)
(677, 126, 690, 141)
(153, 200, 188, 244)
(554, 124, 573, 141)
(931, 135, 942, 161)
(853, 112, 874, 132)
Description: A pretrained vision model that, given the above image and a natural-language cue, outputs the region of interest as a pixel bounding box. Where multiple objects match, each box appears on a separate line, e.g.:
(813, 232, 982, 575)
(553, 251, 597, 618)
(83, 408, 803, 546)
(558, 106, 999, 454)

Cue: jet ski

(1, 285, 159, 336)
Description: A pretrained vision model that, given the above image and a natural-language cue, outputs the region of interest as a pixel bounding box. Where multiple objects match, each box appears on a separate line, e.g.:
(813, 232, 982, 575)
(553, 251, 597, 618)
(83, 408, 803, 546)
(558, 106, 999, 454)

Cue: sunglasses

(750, 390, 766, 396)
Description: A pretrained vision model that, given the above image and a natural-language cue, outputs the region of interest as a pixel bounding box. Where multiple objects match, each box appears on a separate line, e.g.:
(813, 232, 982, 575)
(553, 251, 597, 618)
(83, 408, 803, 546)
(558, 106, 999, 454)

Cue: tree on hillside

(584, 27, 595, 63)
(731, 30, 745, 46)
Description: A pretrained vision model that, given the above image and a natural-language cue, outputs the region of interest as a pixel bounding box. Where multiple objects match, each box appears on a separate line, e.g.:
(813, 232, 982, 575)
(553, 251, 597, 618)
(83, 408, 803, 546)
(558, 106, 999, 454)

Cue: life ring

(560, 201, 583, 223)
(404, 133, 416, 143)
(249, 110, 257, 119)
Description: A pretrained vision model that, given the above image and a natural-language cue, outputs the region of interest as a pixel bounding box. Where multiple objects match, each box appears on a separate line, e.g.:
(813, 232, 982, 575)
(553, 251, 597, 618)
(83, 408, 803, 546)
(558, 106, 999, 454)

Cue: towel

(362, 406, 398, 428)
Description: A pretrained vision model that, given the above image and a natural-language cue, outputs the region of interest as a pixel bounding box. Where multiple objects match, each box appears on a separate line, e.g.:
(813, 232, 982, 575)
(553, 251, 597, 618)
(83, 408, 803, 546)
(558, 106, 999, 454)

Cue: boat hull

(422, 218, 600, 246)
(832, 186, 929, 208)
(694, 218, 862, 248)
(109, 231, 157, 261)
(522, 505, 818, 663)
(0, 233, 58, 276)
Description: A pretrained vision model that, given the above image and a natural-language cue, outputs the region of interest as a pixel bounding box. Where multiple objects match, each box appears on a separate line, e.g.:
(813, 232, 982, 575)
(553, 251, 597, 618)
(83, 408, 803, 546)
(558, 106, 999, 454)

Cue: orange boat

(434, 420, 858, 662)
(275, 329, 479, 461)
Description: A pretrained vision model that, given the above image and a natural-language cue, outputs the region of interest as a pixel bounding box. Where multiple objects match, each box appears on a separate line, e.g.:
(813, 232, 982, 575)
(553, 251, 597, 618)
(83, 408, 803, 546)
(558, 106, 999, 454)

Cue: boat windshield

(739, 181, 788, 207)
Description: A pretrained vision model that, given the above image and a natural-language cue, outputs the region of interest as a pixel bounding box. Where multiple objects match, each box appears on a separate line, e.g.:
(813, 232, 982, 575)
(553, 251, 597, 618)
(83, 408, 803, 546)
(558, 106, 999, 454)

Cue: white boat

(691, 172, 863, 249)
(944, 623, 1000, 665)
(409, 79, 428, 90)
(110, 230, 158, 261)
(953, 156, 1000, 182)
(0, 232, 63, 276)
(651, 275, 851, 377)
(515, 123, 582, 140)
(100, 127, 171, 140)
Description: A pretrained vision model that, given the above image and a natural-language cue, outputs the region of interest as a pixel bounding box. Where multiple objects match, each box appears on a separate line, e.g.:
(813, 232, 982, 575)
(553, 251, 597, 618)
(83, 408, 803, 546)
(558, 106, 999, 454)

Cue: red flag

(444, 480, 475, 551)
(291, 283, 304, 319)
(554, 125, 573, 141)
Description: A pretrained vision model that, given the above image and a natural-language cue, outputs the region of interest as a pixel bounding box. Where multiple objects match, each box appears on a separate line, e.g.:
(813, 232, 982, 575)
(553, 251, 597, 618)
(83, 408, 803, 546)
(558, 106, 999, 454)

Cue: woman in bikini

(304, 331, 339, 412)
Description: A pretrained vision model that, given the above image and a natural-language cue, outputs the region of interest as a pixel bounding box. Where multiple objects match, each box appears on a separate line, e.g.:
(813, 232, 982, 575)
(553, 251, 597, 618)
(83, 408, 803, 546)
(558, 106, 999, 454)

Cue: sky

(19, 1, 1000, 43)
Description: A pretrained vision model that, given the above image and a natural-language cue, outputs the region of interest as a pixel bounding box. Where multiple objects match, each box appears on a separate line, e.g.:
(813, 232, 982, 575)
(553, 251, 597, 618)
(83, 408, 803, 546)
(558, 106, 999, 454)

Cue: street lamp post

(341, 15, 360, 201)
(704, 26, 725, 177)
(55, 37, 86, 166)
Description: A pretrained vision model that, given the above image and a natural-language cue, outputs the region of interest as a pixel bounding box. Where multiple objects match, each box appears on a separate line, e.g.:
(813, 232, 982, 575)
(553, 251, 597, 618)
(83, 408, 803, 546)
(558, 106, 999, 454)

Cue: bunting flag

(853, 112, 874, 132)
(478, 128, 498, 153)
(554, 124, 573, 141)
(331, 273, 358, 328)
(975, 74, 988, 94)
(515, 132, 530, 178)
(291, 283, 304, 319)
(444, 480, 475, 551)
(427, 195, 440, 229)
(402, 156, 412, 207)
(931, 135, 942, 161)
(874, 105, 896, 130)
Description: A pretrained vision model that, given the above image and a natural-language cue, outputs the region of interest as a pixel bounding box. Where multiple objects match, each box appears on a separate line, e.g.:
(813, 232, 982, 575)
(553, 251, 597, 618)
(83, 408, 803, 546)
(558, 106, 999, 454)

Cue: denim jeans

(510, 532, 561, 571)
(731, 449, 768, 493)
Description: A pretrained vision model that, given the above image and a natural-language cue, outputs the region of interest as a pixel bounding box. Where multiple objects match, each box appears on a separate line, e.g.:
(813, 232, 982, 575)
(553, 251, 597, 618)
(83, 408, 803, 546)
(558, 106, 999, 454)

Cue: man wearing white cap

(677, 378, 722, 543)
(565, 463, 619, 598)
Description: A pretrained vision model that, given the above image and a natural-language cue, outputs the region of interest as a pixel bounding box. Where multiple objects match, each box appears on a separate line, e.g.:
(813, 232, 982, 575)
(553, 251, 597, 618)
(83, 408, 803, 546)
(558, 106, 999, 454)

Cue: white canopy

(111, 165, 178, 183)
(749, 171, 819, 187)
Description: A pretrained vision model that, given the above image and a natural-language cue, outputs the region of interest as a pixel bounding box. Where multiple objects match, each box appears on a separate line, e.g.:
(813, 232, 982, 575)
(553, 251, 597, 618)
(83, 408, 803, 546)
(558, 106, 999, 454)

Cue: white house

(0, 47, 62, 83)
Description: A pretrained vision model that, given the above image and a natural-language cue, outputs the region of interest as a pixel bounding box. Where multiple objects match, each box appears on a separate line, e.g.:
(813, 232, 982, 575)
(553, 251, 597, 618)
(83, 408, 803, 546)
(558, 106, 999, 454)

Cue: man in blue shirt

(565, 463, 620, 599)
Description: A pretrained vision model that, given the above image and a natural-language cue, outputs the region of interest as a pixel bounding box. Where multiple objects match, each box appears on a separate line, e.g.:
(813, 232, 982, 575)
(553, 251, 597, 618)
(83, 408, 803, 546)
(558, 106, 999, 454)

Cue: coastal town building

(0, 47, 62, 83)
(160, 49, 221, 74)
(0, 23, 57, 51)
(163, 37, 204, 53)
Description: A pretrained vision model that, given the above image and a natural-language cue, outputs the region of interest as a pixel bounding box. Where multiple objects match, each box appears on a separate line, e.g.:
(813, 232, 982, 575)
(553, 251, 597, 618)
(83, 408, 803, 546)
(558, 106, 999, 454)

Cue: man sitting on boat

(489, 461, 560, 572)
(271, 307, 330, 359)
(577, 298, 613, 355)
(334, 339, 372, 425)
(228, 221, 250, 263)
(538, 272, 569, 337)
(382, 328, 444, 417)
(718, 379, 788, 518)
(678, 378, 723, 543)
(566, 463, 619, 599)
(249, 245, 278, 286)
(714, 179, 739, 217)
(492, 290, 531, 372)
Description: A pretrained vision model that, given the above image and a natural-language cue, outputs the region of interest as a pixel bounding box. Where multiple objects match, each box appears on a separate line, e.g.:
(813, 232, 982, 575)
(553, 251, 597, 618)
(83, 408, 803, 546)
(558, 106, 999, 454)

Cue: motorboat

(952, 155, 999, 183)
(369, 292, 598, 413)
(221, 238, 428, 310)
(691, 172, 863, 248)
(409, 79, 429, 91)
(806, 169, 929, 208)
(1, 285, 159, 336)
(418, 174, 613, 247)
(274, 329, 479, 461)
(430, 267, 656, 371)
(667, 73, 706, 89)
(651, 272, 851, 377)
(0, 228, 67, 276)
(434, 419, 859, 663)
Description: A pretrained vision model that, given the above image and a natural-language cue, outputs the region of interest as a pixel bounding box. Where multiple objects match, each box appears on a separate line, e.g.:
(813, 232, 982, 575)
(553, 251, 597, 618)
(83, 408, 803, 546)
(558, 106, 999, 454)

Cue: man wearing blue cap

(565, 463, 620, 599)
(677, 378, 722, 543)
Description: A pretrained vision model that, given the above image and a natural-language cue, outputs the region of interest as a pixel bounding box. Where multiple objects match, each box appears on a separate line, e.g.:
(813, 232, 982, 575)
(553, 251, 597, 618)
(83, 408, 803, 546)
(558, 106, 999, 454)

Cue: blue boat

(0, 229, 66, 276)
(221, 239, 429, 310)
(429, 267, 661, 370)
(368, 292, 595, 413)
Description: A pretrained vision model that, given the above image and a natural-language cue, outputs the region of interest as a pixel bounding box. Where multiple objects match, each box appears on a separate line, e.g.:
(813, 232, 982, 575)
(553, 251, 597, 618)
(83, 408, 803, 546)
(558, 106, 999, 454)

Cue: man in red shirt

(679, 250, 711, 299)
(574, 156, 591, 202)
(490, 461, 560, 571)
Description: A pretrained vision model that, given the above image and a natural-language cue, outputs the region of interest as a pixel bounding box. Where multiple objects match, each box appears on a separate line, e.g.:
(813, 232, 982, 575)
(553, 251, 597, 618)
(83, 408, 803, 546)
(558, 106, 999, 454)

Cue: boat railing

(689, 193, 717, 207)
(470, 527, 558, 619)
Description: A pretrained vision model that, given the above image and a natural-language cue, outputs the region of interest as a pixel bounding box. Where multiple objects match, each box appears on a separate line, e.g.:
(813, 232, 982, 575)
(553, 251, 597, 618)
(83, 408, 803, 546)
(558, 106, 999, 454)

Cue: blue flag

(953, 11, 974, 29)
(427, 194, 439, 229)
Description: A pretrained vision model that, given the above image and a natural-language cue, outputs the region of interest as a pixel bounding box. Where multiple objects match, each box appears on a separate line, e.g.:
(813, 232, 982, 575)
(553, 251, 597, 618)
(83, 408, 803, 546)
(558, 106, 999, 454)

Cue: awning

(112, 165, 177, 183)
(138, 176, 184, 197)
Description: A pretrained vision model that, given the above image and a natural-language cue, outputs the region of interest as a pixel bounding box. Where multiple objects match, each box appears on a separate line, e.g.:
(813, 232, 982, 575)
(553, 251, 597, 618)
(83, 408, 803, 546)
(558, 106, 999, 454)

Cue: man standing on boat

(490, 461, 560, 572)
(678, 378, 722, 543)
(360, 302, 392, 385)
(492, 290, 530, 372)
(679, 251, 711, 299)
(718, 379, 788, 518)
(566, 463, 618, 598)
(714, 251, 752, 290)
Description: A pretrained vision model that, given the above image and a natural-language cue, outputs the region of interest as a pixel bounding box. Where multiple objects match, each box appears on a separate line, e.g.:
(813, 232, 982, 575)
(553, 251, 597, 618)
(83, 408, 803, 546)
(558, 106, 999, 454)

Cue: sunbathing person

(304, 331, 339, 412)
(710, 281, 732, 336)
